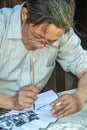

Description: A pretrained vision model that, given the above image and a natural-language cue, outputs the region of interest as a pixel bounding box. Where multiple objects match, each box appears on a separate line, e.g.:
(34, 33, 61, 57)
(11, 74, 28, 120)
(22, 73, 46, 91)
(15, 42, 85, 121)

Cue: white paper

(0, 90, 58, 130)
(30, 119, 49, 128)
(21, 123, 39, 130)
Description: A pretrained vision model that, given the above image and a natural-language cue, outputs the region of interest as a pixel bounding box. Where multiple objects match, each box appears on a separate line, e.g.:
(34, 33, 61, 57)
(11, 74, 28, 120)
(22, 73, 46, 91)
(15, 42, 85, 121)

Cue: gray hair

(24, 0, 75, 32)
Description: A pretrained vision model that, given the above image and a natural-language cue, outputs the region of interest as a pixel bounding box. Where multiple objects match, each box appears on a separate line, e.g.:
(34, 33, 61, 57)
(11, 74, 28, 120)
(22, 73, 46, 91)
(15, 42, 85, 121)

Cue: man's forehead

(45, 24, 64, 41)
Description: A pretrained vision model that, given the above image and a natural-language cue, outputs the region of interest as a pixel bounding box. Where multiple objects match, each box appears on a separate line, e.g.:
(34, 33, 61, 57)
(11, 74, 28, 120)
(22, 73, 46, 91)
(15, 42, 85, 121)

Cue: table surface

(42, 89, 87, 130)
(0, 89, 87, 130)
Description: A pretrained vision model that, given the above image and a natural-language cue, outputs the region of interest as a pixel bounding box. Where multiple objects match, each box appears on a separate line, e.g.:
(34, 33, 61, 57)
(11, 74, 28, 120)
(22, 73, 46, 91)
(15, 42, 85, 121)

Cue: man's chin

(24, 44, 44, 51)
(26, 46, 38, 51)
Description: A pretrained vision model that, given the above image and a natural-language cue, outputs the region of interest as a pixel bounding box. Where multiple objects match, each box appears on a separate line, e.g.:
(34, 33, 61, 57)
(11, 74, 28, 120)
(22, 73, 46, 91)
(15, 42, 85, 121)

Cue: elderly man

(0, 0, 87, 118)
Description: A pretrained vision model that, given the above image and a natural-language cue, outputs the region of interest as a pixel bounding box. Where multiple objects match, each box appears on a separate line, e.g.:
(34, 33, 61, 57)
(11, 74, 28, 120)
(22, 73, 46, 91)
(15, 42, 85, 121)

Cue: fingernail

(51, 109, 55, 113)
(52, 114, 57, 117)
(58, 115, 63, 118)
(51, 103, 55, 106)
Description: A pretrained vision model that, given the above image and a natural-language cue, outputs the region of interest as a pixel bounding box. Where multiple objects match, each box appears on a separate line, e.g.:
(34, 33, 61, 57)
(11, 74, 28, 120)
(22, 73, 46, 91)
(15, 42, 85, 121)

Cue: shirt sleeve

(56, 28, 87, 75)
(0, 8, 5, 47)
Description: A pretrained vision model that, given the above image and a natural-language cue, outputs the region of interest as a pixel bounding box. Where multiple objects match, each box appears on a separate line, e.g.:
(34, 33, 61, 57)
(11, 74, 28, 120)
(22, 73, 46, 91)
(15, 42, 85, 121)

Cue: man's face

(22, 22, 65, 51)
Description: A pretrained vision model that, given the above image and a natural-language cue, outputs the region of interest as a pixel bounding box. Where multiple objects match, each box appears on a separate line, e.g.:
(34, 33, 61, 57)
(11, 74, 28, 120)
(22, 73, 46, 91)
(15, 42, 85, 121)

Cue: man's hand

(12, 85, 38, 110)
(51, 93, 84, 118)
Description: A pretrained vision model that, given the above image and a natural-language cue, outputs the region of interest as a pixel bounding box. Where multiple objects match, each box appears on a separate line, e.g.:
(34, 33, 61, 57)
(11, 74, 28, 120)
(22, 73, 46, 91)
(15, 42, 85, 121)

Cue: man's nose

(41, 38, 47, 45)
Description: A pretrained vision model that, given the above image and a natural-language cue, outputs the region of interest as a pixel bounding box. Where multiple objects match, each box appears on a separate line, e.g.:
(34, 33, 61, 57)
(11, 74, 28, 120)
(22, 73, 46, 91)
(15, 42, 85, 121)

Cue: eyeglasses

(29, 30, 59, 49)
(29, 39, 58, 49)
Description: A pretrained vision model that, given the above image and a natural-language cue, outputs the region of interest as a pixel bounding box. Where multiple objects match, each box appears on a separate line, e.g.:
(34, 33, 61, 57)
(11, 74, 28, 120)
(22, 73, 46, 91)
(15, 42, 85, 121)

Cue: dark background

(75, 0, 87, 49)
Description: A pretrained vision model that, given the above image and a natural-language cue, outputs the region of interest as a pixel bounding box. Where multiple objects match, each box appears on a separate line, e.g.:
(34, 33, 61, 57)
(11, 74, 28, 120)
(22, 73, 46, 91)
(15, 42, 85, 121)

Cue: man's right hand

(12, 85, 38, 110)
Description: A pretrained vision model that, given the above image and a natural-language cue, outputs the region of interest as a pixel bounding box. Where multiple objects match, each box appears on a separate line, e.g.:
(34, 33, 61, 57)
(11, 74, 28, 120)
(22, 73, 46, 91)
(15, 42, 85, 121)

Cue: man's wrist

(75, 91, 87, 104)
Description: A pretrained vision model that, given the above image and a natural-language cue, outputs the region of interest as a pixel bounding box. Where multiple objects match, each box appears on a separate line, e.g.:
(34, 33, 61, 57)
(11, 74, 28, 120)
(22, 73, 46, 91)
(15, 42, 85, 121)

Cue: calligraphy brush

(32, 53, 35, 110)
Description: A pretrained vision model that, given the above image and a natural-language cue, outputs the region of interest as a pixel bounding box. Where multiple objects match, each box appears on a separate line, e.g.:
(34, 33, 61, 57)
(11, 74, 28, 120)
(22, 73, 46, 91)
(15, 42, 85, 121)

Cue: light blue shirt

(0, 4, 87, 96)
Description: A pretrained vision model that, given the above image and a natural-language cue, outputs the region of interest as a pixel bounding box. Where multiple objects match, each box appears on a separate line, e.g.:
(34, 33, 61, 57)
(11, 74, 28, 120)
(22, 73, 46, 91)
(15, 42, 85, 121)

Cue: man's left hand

(51, 93, 84, 118)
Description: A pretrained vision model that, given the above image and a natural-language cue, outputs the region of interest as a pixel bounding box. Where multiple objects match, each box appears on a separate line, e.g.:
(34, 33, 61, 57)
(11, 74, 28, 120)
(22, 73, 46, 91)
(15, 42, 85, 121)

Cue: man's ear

(21, 7, 28, 22)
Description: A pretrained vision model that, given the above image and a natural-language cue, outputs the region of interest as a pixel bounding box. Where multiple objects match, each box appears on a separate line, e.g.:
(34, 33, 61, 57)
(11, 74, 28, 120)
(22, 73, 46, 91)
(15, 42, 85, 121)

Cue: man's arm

(0, 85, 38, 110)
(0, 93, 14, 110)
(51, 70, 87, 118)
(76, 70, 87, 103)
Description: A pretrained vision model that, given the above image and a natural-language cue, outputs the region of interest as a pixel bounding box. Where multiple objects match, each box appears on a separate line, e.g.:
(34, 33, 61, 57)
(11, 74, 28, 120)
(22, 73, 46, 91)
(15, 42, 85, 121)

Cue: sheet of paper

(21, 123, 39, 130)
(0, 90, 59, 130)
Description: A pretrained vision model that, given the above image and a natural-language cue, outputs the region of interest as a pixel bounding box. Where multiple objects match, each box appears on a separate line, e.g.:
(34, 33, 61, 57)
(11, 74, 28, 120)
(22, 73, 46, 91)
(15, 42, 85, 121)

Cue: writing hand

(12, 85, 38, 110)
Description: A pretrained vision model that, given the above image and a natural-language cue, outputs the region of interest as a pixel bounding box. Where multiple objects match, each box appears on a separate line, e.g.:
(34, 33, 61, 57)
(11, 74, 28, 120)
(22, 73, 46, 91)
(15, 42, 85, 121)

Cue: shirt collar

(7, 3, 25, 39)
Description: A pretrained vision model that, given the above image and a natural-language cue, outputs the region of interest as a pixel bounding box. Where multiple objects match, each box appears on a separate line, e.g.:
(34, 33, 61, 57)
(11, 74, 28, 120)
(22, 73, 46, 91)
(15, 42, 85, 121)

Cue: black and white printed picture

(0, 110, 39, 130)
